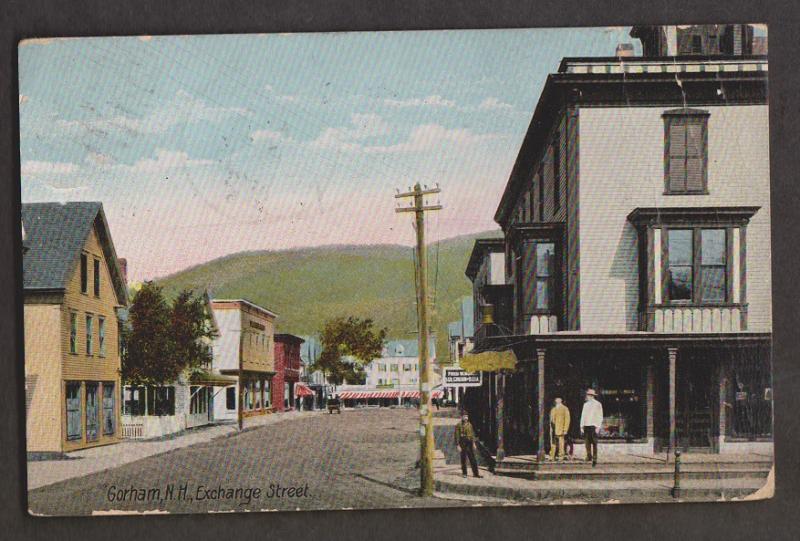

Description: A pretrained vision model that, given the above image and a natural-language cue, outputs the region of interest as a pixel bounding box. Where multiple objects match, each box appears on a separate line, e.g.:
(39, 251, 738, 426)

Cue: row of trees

(122, 283, 215, 385)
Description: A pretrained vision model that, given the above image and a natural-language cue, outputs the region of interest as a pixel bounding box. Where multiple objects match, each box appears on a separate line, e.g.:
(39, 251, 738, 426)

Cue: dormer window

(663, 109, 709, 195)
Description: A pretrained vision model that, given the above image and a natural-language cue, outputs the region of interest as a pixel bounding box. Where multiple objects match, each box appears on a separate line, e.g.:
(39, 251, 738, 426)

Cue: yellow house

(23, 202, 128, 455)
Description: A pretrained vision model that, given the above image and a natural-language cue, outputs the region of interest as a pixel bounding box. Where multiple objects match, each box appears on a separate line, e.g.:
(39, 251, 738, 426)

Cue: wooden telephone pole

(395, 183, 441, 496)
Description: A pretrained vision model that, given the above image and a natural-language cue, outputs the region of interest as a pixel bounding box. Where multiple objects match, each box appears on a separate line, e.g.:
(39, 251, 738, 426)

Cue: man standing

(580, 389, 603, 467)
(454, 413, 482, 478)
(548, 397, 571, 461)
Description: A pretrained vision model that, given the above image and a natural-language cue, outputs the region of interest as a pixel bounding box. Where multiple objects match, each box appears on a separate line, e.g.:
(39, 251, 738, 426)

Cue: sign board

(443, 368, 482, 387)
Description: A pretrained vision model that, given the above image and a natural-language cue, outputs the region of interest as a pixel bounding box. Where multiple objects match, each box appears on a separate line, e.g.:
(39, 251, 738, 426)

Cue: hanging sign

(443, 368, 482, 387)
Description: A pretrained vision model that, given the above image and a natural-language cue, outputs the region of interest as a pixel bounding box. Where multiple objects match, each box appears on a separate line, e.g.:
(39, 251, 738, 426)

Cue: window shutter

(686, 121, 705, 192)
(520, 242, 537, 314)
(668, 120, 687, 192)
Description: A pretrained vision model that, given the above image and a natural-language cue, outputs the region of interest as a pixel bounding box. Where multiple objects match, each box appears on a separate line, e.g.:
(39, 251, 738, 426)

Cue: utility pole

(395, 182, 441, 496)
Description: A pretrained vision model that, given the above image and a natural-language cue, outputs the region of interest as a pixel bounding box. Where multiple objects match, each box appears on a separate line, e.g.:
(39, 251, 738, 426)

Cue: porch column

(536, 348, 546, 460)
(668, 347, 678, 453)
(496, 371, 506, 462)
(646, 364, 655, 443)
(718, 364, 728, 453)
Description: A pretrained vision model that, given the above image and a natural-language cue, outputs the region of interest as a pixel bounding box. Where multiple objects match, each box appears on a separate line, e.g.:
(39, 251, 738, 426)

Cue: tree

(313, 316, 387, 386)
(171, 290, 216, 377)
(122, 282, 176, 385)
(122, 284, 215, 385)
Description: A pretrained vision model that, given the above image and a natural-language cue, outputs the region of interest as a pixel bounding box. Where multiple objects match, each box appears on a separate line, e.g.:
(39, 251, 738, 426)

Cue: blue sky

(20, 27, 637, 280)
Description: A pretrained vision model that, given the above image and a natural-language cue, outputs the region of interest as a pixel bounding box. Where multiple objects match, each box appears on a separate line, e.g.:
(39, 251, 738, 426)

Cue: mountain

(155, 230, 502, 358)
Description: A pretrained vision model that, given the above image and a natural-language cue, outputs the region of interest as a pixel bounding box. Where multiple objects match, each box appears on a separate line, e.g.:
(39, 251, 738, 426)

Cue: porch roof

(474, 331, 772, 357)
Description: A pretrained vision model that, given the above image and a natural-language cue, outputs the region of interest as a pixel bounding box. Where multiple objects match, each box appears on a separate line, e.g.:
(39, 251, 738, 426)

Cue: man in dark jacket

(454, 413, 482, 478)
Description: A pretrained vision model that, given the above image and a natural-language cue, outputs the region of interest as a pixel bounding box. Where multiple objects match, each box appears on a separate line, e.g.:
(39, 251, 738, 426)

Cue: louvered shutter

(686, 120, 705, 192)
(520, 242, 537, 315)
(668, 119, 687, 192)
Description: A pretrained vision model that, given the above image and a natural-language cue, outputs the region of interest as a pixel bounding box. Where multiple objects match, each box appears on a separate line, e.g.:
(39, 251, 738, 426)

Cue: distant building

(299, 335, 327, 409)
(23, 202, 128, 455)
(337, 339, 441, 407)
(442, 297, 477, 403)
(272, 333, 304, 411)
(210, 299, 277, 422)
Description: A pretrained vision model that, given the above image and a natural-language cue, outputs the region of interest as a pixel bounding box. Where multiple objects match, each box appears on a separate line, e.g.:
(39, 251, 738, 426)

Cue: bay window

(666, 228, 728, 304)
(627, 207, 759, 332)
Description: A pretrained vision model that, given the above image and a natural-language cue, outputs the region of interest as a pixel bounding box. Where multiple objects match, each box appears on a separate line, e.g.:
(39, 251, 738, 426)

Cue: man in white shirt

(579, 388, 603, 467)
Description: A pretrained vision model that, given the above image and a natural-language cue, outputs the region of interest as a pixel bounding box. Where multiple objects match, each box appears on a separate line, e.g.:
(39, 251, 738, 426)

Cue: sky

(19, 27, 638, 281)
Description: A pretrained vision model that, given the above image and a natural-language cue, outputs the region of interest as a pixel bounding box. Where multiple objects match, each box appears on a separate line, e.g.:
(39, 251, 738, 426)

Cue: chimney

(118, 258, 128, 285)
(615, 43, 634, 57)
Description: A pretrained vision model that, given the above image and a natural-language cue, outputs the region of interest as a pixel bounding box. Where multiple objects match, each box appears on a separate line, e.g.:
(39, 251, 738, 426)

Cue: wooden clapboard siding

(61, 226, 122, 382)
(578, 104, 771, 333)
(240, 306, 275, 373)
(24, 304, 64, 452)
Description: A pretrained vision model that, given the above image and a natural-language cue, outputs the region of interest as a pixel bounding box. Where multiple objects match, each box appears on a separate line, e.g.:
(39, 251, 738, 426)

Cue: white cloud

(56, 90, 249, 136)
(308, 113, 391, 152)
(21, 160, 78, 175)
(364, 124, 501, 154)
(478, 97, 513, 111)
(384, 94, 456, 108)
(127, 149, 214, 173)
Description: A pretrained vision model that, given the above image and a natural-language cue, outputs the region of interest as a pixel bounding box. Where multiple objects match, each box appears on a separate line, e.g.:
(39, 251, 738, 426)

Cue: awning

(295, 384, 314, 397)
(460, 349, 517, 373)
(338, 390, 443, 400)
(189, 372, 239, 386)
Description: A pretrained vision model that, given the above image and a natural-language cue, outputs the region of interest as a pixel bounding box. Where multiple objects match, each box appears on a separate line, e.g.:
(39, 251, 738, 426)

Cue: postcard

(20, 24, 773, 516)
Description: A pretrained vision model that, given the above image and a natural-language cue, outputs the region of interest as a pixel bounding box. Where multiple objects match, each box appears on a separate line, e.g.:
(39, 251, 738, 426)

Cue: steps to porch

(432, 414, 773, 503)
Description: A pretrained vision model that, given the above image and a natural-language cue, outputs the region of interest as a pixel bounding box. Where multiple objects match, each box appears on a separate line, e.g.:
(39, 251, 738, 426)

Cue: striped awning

(338, 390, 443, 400)
(295, 383, 315, 397)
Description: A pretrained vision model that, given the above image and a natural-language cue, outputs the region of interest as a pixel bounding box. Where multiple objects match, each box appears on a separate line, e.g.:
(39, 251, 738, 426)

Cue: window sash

(520, 241, 556, 314)
(98, 317, 106, 356)
(85, 383, 99, 441)
(663, 227, 730, 304)
(664, 113, 708, 194)
(85, 315, 94, 355)
(66, 383, 82, 440)
(102, 383, 115, 435)
(69, 312, 78, 354)
(80, 254, 88, 293)
(93, 259, 100, 296)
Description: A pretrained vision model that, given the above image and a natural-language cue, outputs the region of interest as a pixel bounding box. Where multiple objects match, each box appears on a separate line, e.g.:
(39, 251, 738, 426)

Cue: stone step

(435, 476, 767, 503)
(498, 457, 774, 470)
(495, 466, 770, 481)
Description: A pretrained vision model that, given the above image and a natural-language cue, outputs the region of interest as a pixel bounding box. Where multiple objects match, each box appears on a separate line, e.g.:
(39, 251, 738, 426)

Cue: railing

(121, 420, 144, 439)
(641, 305, 747, 333)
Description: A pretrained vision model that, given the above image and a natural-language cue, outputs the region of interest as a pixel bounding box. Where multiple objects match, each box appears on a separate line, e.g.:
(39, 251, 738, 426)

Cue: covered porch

(462, 332, 772, 463)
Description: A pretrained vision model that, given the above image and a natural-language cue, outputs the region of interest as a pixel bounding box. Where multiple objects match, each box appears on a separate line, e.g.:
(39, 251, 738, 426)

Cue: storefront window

(66, 382, 82, 440)
(727, 357, 773, 439)
(551, 361, 647, 441)
(255, 380, 262, 409)
(102, 383, 115, 435)
(123, 386, 145, 415)
(86, 383, 99, 441)
(147, 386, 175, 416)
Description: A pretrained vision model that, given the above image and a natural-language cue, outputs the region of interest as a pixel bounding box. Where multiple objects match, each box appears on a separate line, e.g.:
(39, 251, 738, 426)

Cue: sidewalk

(27, 410, 319, 490)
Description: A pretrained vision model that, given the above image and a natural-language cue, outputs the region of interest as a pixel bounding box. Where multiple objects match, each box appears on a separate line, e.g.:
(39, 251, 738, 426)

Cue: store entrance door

(676, 360, 714, 450)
